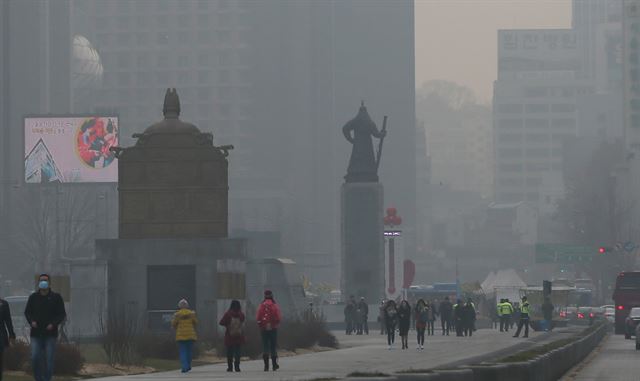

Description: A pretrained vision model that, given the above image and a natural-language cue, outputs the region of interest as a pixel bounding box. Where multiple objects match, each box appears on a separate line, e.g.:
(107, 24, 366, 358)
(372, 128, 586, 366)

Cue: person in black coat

(383, 300, 398, 349)
(0, 297, 16, 381)
(462, 301, 476, 337)
(397, 300, 412, 350)
(439, 297, 453, 336)
(25, 274, 67, 381)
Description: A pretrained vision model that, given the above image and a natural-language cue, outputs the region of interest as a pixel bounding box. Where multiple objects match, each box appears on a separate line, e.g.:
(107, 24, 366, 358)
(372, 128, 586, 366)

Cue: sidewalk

(91, 328, 559, 381)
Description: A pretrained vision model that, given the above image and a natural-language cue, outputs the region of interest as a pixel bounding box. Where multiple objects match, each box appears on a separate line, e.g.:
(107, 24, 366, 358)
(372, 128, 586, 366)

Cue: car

(604, 306, 615, 323)
(559, 306, 577, 320)
(624, 307, 640, 339)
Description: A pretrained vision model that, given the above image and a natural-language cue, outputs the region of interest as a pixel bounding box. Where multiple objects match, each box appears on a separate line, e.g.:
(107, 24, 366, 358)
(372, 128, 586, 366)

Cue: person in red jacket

(218, 300, 245, 372)
(256, 290, 282, 371)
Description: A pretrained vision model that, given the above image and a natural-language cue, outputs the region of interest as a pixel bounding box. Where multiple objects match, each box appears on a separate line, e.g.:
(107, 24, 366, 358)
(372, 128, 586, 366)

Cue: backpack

(228, 316, 243, 337)
(260, 302, 274, 330)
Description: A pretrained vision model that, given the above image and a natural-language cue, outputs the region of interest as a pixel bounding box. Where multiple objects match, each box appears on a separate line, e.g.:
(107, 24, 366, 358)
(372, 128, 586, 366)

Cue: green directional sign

(535, 244, 599, 264)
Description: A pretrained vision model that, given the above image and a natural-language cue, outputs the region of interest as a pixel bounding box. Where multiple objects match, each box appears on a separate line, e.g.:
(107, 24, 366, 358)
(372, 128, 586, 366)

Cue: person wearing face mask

(24, 274, 66, 381)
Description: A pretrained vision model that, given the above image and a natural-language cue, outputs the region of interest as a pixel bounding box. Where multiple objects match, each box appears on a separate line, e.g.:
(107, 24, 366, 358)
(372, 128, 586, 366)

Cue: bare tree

(16, 185, 95, 272)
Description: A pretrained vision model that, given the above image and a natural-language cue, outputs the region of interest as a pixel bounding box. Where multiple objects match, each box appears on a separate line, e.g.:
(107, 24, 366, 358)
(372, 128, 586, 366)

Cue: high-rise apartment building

(493, 29, 592, 214)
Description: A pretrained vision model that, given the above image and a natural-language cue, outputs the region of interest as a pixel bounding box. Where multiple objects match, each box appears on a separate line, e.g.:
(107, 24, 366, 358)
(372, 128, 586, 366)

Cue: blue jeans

(30, 337, 56, 381)
(177, 340, 194, 372)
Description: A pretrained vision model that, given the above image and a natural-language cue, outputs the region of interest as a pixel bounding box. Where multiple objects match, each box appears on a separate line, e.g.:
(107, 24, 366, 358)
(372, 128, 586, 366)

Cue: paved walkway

(562, 334, 639, 381)
(93, 329, 555, 381)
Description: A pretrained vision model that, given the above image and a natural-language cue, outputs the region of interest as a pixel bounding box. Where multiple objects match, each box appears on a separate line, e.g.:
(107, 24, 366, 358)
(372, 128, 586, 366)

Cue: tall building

(83, 0, 416, 284)
(493, 29, 592, 214)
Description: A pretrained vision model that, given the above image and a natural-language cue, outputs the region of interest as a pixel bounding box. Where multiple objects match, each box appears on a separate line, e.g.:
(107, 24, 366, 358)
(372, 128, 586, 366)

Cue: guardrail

(341, 322, 608, 381)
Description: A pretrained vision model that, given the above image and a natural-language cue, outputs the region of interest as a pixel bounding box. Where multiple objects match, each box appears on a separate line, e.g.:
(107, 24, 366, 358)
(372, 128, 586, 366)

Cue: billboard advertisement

(25, 116, 119, 183)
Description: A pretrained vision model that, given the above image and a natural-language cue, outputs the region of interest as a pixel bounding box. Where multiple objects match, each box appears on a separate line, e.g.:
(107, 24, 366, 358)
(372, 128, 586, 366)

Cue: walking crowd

(365, 294, 533, 350)
(0, 280, 284, 381)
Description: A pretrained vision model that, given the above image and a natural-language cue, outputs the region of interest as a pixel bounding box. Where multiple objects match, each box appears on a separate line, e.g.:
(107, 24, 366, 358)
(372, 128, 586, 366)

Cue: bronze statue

(342, 101, 387, 182)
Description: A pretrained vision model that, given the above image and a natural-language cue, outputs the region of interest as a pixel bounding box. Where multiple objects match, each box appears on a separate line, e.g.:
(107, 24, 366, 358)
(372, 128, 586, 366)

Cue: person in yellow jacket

(172, 299, 198, 373)
(497, 299, 514, 333)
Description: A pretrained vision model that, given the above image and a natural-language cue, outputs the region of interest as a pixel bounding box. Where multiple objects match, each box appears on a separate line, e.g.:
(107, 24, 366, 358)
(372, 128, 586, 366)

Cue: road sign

(535, 244, 598, 264)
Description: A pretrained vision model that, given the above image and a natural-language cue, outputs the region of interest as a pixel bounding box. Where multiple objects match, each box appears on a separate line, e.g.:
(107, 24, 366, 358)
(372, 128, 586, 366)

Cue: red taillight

(617, 305, 624, 310)
(578, 313, 585, 319)
(560, 312, 566, 318)
(589, 313, 595, 318)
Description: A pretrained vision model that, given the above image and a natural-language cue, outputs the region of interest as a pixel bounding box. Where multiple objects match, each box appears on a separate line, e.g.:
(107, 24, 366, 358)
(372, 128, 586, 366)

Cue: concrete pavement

(92, 329, 555, 381)
(562, 334, 639, 381)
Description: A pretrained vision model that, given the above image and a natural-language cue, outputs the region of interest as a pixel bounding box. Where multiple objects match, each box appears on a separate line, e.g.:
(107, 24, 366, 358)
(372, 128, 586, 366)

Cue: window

(499, 148, 523, 158)
(526, 163, 550, 171)
(498, 133, 521, 143)
(498, 119, 522, 129)
(197, 53, 209, 66)
(525, 118, 548, 129)
(525, 133, 548, 143)
(498, 177, 523, 186)
(157, 32, 169, 45)
(525, 104, 548, 113)
(497, 104, 523, 114)
(526, 193, 540, 202)
(552, 118, 576, 129)
(526, 148, 549, 158)
(499, 163, 523, 172)
(551, 103, 576, 113)
(525, 87, 547, 97)
(526, 177, 542, 186)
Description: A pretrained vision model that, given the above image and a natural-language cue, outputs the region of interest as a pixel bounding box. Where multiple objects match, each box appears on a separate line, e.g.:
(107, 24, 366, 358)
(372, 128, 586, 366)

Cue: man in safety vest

(513, 296, 531, 338)
(497, 299, 513, 332)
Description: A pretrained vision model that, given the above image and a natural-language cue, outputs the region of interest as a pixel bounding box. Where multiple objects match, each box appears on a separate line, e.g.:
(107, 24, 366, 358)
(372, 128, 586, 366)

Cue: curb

(343, 323, 608, 381)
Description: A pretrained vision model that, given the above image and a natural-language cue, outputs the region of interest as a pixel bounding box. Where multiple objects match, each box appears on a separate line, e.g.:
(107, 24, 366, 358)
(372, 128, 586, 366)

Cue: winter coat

(256, 299, 282, 331)
(384, 305, 398, 328)
(414, 304, 428, 329)
(0, 299, 16, 348)
(219, 310, 246, 347)
(439, 300, 453, 320)
(397, 304, 412, 336)
(24, 290, 66, 338)
(172, 308, 198, 341)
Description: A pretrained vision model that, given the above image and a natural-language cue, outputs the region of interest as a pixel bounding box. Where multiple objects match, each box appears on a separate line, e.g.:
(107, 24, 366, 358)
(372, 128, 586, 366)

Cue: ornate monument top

(342, 102, 387, 183)
(143, 88, 201, 135)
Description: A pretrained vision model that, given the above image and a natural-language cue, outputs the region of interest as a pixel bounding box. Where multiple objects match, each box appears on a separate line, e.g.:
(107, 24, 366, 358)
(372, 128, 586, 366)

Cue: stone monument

(341, 102, 386, 302)
(69, 89, 246, 338)
(114, 88, 233, 239)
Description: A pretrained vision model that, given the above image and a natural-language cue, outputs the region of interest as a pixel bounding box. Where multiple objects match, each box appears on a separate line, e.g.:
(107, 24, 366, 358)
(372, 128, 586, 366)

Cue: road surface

(93, 328, 568, 381)
(562, 333, 639, 381)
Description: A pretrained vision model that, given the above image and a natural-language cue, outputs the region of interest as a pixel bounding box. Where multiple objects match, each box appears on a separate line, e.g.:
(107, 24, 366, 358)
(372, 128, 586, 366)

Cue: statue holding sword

(342, 101, 387, 183)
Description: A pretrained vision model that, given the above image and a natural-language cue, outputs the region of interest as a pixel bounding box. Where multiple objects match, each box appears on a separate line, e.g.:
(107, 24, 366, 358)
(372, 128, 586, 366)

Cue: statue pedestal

(341, 182, 384, 302)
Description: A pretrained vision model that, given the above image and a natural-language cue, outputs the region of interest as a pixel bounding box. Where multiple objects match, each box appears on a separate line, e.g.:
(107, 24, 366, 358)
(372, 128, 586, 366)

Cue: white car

(603, 306, 615, 323)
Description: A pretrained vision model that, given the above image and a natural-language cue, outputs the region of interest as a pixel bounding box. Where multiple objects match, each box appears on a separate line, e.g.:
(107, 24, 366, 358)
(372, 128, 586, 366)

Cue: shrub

(3, 340, 30, 371)
(99, 307, 141, 365)
(54, 343, 85, 375)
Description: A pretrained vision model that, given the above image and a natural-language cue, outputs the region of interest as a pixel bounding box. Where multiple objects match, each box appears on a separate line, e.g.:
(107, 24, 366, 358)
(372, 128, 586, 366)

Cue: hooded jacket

(172, 308, 198, 341)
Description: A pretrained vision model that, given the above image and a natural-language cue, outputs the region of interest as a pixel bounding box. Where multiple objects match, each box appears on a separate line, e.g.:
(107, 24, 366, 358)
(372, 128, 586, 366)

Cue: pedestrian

(498, 298, 513, 332)
(171, 299, 198, 373)
(256, 290, 282, 371)
(378, 300, 386, 335)
(439, 296, 453, 336)
(426, 301, 436, 336)
(383, 300, 398, 349)
(453, 299, 464, 337)
(219, 300, 245, 372)
(414, 299, 427, 350)
(358, 297, 369, 335)
(0, 295, 16, 381)
(344, 299, 355, 335)
(513, 296, 531, 338)
(462, 300, 476, 337)
(511, 302, 521, 330)
(24, 274, 67, 381)
(397, 300, 411, 350)
(467, 298, 477, 332)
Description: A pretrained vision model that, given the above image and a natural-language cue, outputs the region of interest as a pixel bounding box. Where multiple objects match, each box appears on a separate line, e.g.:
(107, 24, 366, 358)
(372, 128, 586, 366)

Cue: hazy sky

(415, 0, 572, 103)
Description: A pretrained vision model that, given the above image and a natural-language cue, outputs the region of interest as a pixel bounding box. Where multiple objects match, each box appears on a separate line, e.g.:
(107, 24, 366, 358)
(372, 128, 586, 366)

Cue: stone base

(341, 182, 384, 302)
(68, 238, 246, 339)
